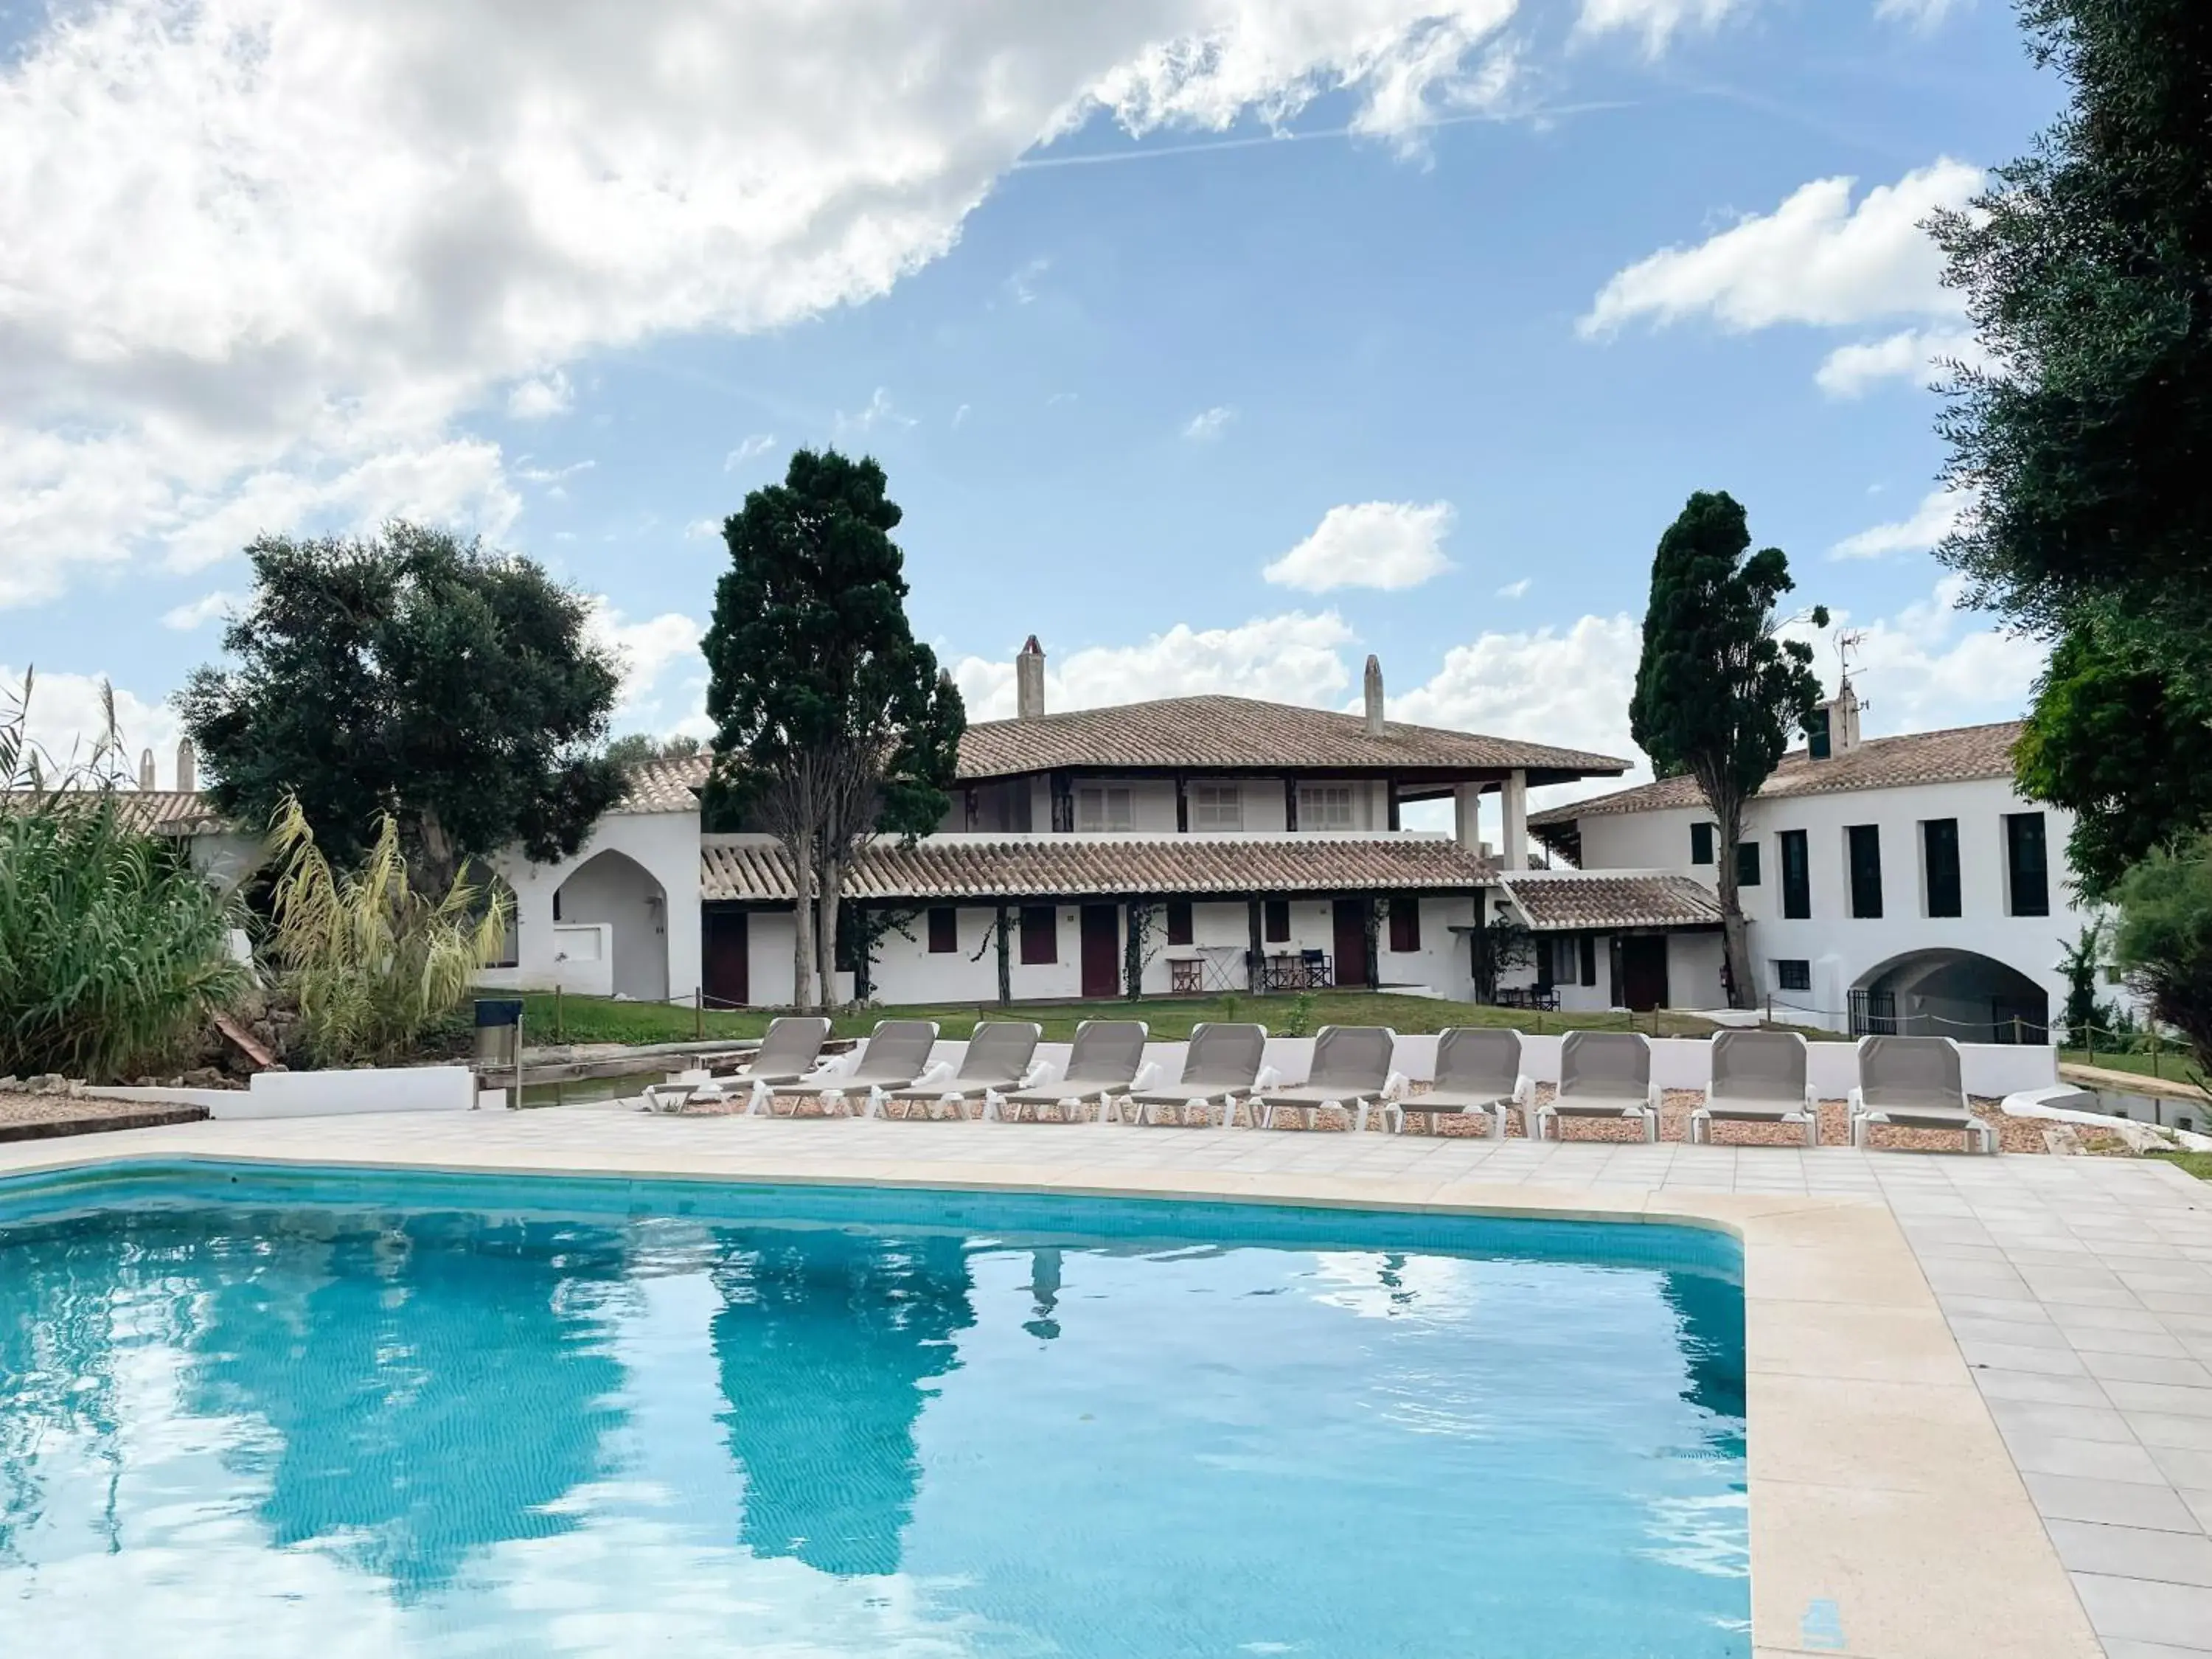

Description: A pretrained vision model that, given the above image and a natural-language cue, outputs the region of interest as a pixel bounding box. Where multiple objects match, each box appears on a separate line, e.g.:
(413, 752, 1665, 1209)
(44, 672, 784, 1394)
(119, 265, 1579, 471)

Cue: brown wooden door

(1621, 934, 1669, 1012)
(1079, 905, 1120, 998)
(702, 908, 748, 1008)
(1332, 900, 1370, 990)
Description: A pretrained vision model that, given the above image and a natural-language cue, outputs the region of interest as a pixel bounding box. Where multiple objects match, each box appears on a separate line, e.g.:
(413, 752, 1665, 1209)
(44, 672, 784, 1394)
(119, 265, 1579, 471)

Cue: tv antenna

(1836, 630, 1869, 711)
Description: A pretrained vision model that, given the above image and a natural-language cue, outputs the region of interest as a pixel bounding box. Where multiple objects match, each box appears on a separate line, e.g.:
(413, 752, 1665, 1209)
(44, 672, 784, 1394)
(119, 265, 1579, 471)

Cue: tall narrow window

(2006, 812, 2050, 917)
(1736, 842, 1761, 888)
(1779, 830, 1811, 919)
(1922, 819, 1961, 918)
(927, 906, 959, 953)
(1690, 821, 1715, 866)
(1166, 901, 1194, 946)
(1578, 933, 1598, 987)
(1263, 899, 1291, 942)
(1388, 899, 1421, 953)
(1019, 905, 1057, 964)
(1806, 707, 1832, 761)
(1847, 825, 1883, 919)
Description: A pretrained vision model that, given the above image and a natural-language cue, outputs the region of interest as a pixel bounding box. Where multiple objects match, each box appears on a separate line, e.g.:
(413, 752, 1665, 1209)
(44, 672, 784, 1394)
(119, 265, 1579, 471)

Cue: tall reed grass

(0, 671, 249, 1080)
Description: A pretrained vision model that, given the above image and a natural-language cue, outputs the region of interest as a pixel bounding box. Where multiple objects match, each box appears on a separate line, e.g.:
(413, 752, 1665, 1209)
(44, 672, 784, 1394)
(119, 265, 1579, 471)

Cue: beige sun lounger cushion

(990, 1020, 1149, 1122)
(1388, 1027, 1527, 1136)
(764, 1020, 939, 1116)
(1536, 1030, 1658, 1142)
(1119, 1021, 1267, 1126)
(645, 1015, 835, 1113)
(1691, 1029, 1817, 1147)
(1251, 1026, 1395, 1131)
(880, 1021, 1042, 1119)
(1850, 1035, 1991, 1153)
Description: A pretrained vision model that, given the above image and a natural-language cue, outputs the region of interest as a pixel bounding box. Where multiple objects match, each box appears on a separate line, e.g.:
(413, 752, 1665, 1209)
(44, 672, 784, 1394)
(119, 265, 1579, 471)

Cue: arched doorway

(1849, 950, 2050, 1044)
(554, 850, 669, 1003)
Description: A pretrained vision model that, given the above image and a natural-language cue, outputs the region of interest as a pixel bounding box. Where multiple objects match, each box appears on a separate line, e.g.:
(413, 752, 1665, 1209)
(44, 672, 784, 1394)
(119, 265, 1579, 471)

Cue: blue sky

(1, 0, 2055, 807)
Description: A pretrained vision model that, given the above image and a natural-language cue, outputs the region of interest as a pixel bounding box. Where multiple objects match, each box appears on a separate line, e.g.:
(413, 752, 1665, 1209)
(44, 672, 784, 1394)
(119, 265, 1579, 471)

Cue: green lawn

(515, 990, 1745, 1047)
(2060, 1048, 2208, 1088)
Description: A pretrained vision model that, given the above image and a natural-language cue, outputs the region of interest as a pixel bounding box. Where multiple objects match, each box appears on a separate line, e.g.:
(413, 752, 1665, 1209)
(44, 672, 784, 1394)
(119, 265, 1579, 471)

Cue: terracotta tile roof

(1525, 722, 2024, 827)
(1500, 872, 1724, 932)
(0, 788, 232, 838)
(956, 696, 1630, 784)
(618, 754, 712, 813)
(699, 833, 1496, 902)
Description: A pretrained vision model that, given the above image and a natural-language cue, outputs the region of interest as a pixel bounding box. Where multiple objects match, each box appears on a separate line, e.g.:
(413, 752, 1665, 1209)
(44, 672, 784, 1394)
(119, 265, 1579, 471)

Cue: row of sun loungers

(645, 1018, 1996, 1152)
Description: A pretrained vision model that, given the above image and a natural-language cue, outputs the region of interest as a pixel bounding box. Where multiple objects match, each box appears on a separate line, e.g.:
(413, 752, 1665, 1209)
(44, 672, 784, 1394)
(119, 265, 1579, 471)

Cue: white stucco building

(1524, 686, 2101, 1042)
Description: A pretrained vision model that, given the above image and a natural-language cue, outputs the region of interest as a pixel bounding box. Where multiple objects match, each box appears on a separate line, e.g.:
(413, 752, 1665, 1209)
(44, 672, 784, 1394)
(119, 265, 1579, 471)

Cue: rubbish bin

(474, 998, 524, 1107)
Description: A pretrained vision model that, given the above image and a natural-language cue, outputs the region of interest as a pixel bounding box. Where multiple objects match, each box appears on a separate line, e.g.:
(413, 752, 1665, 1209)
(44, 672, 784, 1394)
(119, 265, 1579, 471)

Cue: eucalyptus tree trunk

(790, 833, 818, 1012)
(815, 848, 844, 1011)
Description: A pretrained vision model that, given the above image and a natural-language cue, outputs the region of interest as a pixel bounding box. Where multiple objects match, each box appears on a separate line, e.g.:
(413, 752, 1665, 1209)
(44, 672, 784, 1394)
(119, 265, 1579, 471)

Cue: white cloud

(1581, 159, 1982, 337)
(951, 613, 1357, 720)
(1830, 487, 1969, 560)
(1876, 0, 1966, 26)
(1815, 326, 1984, 398)
(1262, 500, 1455, 592)
(1394, 613, 1645, 768)
(160, 590, 241, 631)
(0, 0, 1520, 611)
(584, 600, 706, 726)
(1181, 405, 1237, 441)
(1006, 256, 1051, 304)
(835, 387, 916, 435)
(507, 369, 573, 420)
(1, 661, 183, 783)
(1784, 575, 2043, 735)
(1573, 0, 1749, 54)
(723, 434, 776, 472)
(1496, 577, 1531, 599)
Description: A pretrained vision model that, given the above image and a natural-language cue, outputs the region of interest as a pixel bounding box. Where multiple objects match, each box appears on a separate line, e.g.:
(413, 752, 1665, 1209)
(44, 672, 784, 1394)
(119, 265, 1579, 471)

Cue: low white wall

(91, 1065, 477, 1120)
(903, 1033, 2056, 1099)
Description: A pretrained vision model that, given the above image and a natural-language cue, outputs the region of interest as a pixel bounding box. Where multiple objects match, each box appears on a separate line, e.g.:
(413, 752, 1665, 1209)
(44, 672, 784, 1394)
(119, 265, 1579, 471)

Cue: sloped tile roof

(1500, 871, 1724, 932)
(0, 788, 232, 838)
(956, 696, 1630, 783)
(1526, 721, 2023, 827)
(618, 754, 712, 813)
(700, 834, 1497, 902)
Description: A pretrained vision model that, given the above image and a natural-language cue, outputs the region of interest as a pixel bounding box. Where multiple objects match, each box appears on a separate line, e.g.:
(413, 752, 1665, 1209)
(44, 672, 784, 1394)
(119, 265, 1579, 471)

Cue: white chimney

(139, 748, 156, 790)
(1808, 680, 1863, 762)
(175, 737, 196, 794)
(1363, 654, 1385, 737)
(1015, 636, 1046, 721)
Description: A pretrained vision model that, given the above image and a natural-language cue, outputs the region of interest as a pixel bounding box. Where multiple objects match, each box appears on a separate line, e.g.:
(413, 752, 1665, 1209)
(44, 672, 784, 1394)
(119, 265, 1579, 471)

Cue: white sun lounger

(987, 1020, 1148, 1123)
(1534, 1030, 1659, 1143)
(877, 1021, 1042, 1119)
(1850, 1035, 1992, 1154)
(1111, 1022, 1267, 1127)
(1386, 1027, 1528, 1137)
(641, 1015, 832, 1113)
(1247, 1025, 1396, 1132)
(1690, 1029, 1818, 1147)
(762, 1019, 939, 1118)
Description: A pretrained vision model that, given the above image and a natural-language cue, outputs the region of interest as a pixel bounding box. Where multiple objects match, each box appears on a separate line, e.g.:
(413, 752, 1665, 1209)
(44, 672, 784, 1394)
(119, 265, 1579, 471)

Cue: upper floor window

(1077, 786, 1132, 832)
(1299, 784, 1355, 830)
(1690, 821, 1715, 866)
(1736, 841, 1761, 888)
(2006, 812, 2051, 917)
(1847, 825, 1883, 919)
(1190, 784, 1242, 832)
(1922, 818, 1962, 918)
(1807, 707, 1832, 761)
(1779, 830, 1811, 919)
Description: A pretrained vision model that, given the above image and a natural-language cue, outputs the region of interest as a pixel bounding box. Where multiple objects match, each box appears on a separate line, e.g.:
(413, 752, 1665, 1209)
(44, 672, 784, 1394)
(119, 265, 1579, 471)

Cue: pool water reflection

(0, 1172, 1747, 1657)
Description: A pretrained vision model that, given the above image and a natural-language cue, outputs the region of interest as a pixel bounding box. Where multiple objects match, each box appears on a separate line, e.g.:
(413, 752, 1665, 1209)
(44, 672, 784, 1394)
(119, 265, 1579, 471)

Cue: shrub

(0, 672, 248, 1080)
(2112, 835, 2212, 1077)
(263, 796, 511, 1067)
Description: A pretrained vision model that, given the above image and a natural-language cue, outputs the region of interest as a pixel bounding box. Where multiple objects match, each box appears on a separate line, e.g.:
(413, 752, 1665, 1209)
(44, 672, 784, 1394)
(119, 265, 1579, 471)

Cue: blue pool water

(0, 1164, 1747, 1657)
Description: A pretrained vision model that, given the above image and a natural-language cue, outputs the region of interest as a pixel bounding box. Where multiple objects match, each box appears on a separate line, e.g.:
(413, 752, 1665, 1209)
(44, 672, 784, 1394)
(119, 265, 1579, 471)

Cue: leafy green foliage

(701, 449, 964, 1009)
(264, 796, 510, 1068)
(603, 732, 702, 768)
(1469, 914, 1536, 1006)
(2013, 625, 2212, 898)
(177, 524, 626, 892)
(0, 672, 248, 1080)
(2112, 832, 2212, 1077)
(2055, 919, 2121, 1046)
(1630, 491, 1826, 1006)
(1933, 3, 2212, 857)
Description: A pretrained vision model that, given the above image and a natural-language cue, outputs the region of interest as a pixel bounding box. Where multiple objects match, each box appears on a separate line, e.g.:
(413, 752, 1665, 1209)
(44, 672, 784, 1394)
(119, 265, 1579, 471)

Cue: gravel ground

(0, 1092, 211, 1141)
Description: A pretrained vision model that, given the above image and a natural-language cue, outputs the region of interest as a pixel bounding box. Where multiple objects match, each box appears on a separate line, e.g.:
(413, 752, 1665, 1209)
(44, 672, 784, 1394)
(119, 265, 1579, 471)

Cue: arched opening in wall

(554, 850, 669, 1003)
(1848, 950, 2050, 1045)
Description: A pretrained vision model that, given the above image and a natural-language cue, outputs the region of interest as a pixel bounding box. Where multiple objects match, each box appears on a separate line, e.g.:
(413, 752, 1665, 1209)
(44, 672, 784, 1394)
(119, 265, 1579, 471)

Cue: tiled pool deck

(4, 1108, 2208, 1659)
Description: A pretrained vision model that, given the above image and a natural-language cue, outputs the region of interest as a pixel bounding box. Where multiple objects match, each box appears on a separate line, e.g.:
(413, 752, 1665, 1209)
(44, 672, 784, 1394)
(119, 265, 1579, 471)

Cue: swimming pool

(0, 1161, 1747, 1657)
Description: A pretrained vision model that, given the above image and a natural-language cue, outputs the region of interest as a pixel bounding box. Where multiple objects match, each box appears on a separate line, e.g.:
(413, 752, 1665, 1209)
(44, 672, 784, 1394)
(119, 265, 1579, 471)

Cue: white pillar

(1500, 771, 1528, 872)
(1452, 783, 1481, 852)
